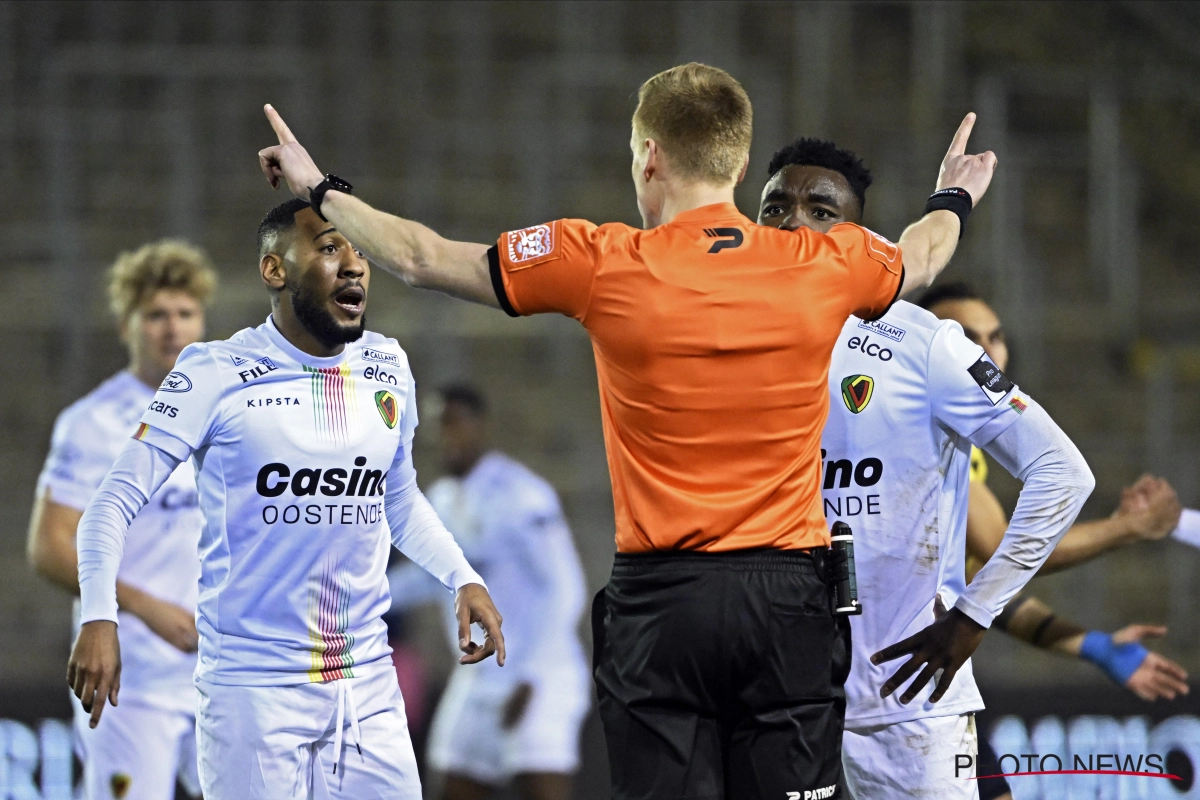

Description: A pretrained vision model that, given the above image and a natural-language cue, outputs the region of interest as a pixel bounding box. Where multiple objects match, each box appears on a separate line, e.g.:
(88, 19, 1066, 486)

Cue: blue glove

(1079, 631, 1149, 686)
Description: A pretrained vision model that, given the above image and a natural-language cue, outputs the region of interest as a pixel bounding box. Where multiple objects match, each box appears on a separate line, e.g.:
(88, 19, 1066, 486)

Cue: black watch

(308, 174, 353, 221)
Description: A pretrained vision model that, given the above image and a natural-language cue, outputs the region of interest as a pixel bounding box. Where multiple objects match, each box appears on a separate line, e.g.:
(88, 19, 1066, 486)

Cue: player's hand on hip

(455, 583, 506, 666)
(67, 620, 121, 729)
(935, 113, 998, 206)
(258, 104, 324, 199)
(1111, 624, 1190, 701)
(133, 596, 199, 653)
(872, 606, 986, 704)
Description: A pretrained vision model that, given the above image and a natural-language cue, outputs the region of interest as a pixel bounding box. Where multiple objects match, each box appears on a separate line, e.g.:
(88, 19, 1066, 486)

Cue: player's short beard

(288, 280, 365, 350)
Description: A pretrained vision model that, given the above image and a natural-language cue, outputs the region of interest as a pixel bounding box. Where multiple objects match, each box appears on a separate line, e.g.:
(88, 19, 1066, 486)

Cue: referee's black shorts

(592, 548, 851, 800)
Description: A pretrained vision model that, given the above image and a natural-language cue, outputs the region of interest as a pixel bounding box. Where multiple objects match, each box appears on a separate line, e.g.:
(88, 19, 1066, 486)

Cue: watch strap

(309, 174, 353, 222)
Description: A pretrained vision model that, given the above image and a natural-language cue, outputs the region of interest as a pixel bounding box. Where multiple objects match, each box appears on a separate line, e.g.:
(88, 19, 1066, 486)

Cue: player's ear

(735, 155, 749, 185)
(260, 252, 286, 292)
(642, 138, 660, 182)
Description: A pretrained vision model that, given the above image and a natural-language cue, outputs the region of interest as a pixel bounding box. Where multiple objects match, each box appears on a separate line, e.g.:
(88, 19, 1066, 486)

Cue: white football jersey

(38, 371, 201, 710)
(821, 301, 1026, 727)
(421, 452, 588, 684)
(134, 316, 425, 686)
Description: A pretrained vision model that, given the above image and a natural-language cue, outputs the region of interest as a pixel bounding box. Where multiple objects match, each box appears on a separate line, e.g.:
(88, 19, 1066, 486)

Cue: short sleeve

(133, 343, 225, 461)
(37, 412, 115, 511)
(927, 322, 1027, 447)
(488, 219, 600, 319)
(824, 223, 904, 320)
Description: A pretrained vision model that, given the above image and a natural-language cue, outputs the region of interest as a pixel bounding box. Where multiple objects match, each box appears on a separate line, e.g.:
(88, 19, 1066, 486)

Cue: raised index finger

(264, 104, 297, 145)
(945, 112, 976, 158)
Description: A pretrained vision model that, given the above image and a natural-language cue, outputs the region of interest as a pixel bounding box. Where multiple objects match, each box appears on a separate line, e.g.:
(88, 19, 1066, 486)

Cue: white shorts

(843, 713, 979, 800)
(427, 665, 591, 785)
(73, 694, 200, 800)
(196, 666, 420, 800)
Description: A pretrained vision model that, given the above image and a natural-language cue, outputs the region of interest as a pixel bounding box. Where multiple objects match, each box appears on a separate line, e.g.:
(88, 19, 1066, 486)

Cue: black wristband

(308, 174, 353, 222)
(924, 187, 972, 239)
(1030, 613, 1058, 647)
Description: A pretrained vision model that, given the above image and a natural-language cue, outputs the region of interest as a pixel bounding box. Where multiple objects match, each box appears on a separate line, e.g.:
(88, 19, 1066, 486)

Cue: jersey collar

(264, 314, 351, 368)
(665, 202, 748, 226)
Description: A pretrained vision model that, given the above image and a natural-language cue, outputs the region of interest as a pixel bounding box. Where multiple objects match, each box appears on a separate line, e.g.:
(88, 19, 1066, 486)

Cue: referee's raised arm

(895, 112, 997, 295)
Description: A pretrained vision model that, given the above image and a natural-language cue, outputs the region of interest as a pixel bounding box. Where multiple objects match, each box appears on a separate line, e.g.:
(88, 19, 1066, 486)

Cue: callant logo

(362, 348, 399, 366)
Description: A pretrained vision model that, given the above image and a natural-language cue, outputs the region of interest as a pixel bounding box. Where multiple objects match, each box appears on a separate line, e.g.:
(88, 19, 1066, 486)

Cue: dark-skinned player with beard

(758, 139, 1095, 798)
(66, 199, 505, 800)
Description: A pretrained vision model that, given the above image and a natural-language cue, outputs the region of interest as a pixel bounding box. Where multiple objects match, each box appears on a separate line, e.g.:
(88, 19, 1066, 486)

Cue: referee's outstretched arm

(894, 113, 997, 296)
(257, 105, 995, 306)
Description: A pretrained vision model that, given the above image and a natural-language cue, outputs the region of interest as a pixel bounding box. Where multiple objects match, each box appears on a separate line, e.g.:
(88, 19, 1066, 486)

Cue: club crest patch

(110, 773, 132, 798)
(841, 375, 874, 414)
(375, 390, 398, 429)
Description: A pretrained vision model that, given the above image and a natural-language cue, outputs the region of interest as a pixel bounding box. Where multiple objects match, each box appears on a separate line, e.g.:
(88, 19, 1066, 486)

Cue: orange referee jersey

(489, 202, 902, 553)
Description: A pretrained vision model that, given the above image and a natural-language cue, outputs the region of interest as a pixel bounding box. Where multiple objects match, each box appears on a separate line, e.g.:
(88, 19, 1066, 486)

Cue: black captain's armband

(924, 187, 972, 239)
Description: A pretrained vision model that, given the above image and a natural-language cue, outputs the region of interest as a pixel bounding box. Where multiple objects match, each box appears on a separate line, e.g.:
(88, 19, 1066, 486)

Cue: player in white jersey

(387, 384, 590, 800)
(66, 199, 506, 800)
(758, 140, 1096, 799)
(27, 240, 216, 800)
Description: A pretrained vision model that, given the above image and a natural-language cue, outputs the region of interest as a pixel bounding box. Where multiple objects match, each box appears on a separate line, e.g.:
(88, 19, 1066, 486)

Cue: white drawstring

(331, 679, 362, 775)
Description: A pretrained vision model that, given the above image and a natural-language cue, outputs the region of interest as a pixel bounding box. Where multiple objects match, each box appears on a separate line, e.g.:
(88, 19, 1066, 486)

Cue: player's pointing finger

(264, 104, 297, 145)
(946, 112, 976, 158)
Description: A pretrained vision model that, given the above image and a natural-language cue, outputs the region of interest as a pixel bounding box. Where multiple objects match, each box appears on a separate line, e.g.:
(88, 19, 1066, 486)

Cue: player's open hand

(67, 620, 121, 729)
(455, 583, 506, 666)
(1111, 624, 1191, 701)
(872, 606, 986, 704)
(1115, 475, 1182, 541)
(935, 113, 998, 207)
(258, 104, 325, 200)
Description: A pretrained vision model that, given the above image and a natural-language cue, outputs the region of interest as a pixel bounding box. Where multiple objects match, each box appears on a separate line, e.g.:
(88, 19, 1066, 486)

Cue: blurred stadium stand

(2, 1, 1200, 796)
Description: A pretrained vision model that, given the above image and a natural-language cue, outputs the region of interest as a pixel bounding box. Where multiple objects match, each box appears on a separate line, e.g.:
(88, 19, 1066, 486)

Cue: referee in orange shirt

(259, 63, 996, 799)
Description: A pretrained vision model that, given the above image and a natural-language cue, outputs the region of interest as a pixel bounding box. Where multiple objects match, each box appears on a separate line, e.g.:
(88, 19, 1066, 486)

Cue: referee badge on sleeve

(840, 375, 874, 414)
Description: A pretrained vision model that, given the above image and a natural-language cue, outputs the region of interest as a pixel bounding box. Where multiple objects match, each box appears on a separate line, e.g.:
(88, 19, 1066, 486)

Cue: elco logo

(786, 786, 836, 800)
(239, 357, 278, 384)
(158, 371, 192, 393)
(364, 365, 398, 385)
(846, 333, 893, 361)
(704, 227, 743, 253)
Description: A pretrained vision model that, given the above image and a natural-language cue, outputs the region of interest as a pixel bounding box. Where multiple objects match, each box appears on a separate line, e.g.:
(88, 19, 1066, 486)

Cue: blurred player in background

(258, 62, 999, 798)
(27, 240, 215, 800)
(758, 138, 1095, 799)
(66, 201, 504, 799)
(388, 384, 589, 800)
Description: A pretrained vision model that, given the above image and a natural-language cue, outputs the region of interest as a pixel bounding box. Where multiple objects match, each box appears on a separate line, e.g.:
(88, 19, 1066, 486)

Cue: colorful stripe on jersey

(307, 558, 355, 681)
(304, 364, 358, 446)
(1009, 395, 1028, 414)
(133, 422, 150, 440)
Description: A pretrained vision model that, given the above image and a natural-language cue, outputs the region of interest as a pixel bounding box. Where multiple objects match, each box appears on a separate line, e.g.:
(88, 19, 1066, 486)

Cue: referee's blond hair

(633, 63, 753, 185)
(108, 239, 217, 322)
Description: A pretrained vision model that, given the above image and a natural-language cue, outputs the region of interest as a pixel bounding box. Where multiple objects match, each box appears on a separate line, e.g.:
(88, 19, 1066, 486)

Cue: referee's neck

(647, 182, 739, 228)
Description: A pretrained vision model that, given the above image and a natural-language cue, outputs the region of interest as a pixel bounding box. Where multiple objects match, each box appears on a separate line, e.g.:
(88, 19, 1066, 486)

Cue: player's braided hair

(766, 138, 873, 212)
(257, 197, 312, 258)
(107, 239, 217, 322)
(915, 281, 981, 310)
